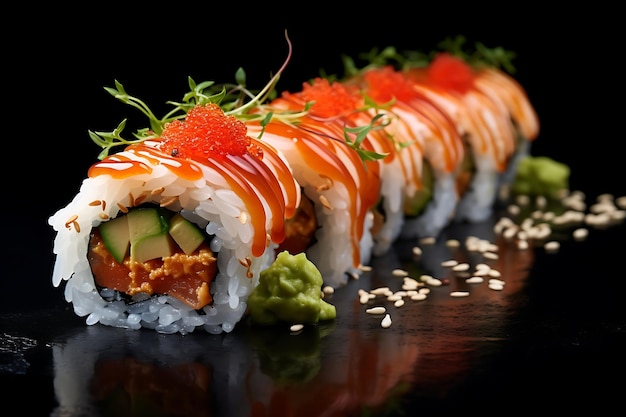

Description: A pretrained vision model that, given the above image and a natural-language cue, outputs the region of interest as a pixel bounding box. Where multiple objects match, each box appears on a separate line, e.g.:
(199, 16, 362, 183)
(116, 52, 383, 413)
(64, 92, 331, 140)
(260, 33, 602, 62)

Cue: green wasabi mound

(248, 251, 337, 326)
(513, 155, 570, 198)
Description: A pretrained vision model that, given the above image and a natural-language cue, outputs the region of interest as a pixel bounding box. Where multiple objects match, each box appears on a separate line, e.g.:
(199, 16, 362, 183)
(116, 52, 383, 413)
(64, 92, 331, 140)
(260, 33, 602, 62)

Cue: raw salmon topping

(427, 52, 475, 93)
(159, 103, 259, 159)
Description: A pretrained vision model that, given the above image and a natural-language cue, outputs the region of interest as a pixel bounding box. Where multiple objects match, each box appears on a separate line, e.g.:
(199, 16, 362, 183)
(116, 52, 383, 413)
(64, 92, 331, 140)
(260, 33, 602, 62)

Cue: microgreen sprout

(88, 30, 390, 163)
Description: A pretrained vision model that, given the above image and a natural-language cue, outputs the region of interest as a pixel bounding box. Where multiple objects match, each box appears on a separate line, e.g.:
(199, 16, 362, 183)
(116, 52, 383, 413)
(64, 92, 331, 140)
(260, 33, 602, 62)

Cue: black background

(2, 5, 626, 415)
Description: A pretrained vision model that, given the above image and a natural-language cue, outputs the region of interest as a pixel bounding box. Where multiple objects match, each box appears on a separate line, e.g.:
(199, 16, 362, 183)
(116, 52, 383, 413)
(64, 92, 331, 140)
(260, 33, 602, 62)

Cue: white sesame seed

(366, 306, 386, 315)
(517, 239, 529, 250)
(488, 283, 504, 291)
(452, 262, 470, 272)
(381, 314, 392, 328)
(392, 268, 409, 277)
(426, 277, 443, 287)
(441, 259, 459, 268)
(394, 299, 405, 308)
(323, 286, 335, 295)
(387, 294, 402, 302)
(290, 324, 304, 332)
(418, 288, 431, 294)
(370, 286, 391, 295)
(412, 246, 423, 257)
(616, 196, 626, 209)
(488, 269, 501, 278)
(573, 228, 588, 241)
(544, 241, 560, 253)
(411, 292, 428, 301)
(465, 276, 484, 284)
(419, 236, 436, 245)
(489, 278, 505, 286)
(450, 291, 470, 297)
(360, 293, 371, 304)
(446, 239, 460, 248)
(483, 252, 499, 260)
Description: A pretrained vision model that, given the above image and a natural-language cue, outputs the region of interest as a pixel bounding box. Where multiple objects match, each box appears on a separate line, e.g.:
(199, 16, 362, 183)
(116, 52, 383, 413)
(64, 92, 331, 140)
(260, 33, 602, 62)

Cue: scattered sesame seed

(411, 293, 427, 301)
(394, 299, 405, 308)
(381, 314, 392, 328)
(323, 286, 335, 295)
(450, 291, 470, 297)
(412, 246, 423, 257)
(419, 236, 436, 245)
(544, 241, 560, 253)
(290, 324, 304, 332)
(441, 259, 459, 268)
(392, 268, 409, 277)
(465, 276, 484, 284)
(446, 239, 460, 248)
(366, 306, 386, 315)
(573, 228, 589, 241)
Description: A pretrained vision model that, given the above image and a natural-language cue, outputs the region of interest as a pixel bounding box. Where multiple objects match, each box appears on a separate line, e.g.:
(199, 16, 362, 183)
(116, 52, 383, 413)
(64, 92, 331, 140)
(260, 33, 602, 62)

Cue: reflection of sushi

(49, 103, 300, 334)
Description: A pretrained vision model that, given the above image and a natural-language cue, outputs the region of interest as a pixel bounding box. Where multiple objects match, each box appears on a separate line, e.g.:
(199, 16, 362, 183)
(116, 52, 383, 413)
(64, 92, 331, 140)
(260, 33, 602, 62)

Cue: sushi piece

(269, 77, 424, 256)
(343, 65, 466, 239)
(244, 98, 383, 288)
(48, 101, 300, 335)
(402, 41, 540, 222)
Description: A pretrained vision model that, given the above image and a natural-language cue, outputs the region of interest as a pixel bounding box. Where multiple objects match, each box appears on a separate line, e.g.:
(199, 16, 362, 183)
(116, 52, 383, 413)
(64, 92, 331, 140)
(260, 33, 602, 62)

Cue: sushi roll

(244, 97, 383, 288)
(268, 77, 424, 257)
(402, 42, 540, 222)
(344, 65, 466, 239)
(48, 101, 300, 335)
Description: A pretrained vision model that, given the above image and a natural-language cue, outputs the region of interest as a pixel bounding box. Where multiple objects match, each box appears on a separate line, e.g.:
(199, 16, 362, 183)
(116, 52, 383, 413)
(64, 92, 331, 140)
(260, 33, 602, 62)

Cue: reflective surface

(2, 207, 625, 416)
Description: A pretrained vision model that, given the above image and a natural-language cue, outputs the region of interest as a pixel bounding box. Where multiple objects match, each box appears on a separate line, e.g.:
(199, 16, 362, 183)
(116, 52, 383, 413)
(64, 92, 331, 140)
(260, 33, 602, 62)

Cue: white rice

(48, 142, 277, 335)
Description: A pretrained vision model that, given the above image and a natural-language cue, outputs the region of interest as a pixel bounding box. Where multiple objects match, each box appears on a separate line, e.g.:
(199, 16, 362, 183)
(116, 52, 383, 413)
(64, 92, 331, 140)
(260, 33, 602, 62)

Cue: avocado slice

(130, 232, 176, 263)
(126, 208, 174, 262)
(99, 215, 130, 264)
(127, 208, 169, 244)
(168, 214, 205, 254)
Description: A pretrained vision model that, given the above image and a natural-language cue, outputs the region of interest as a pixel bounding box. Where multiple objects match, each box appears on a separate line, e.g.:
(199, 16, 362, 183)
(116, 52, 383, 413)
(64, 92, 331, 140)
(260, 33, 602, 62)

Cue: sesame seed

(450, 291, 470, 297)
(446, 239, 460, 248)
(394, 299, 405, 308)
(366, 306, 386, 315)
(290, 324, 304, 332)
(441, 259, 459, 268)
(392, 268, 409, 277)
(381, 314, 392, 328)
(465, 276, 484, 284)
(573, 228, 589, 241)
(544, 241, 560, 253)
(411, 293, 427, 301)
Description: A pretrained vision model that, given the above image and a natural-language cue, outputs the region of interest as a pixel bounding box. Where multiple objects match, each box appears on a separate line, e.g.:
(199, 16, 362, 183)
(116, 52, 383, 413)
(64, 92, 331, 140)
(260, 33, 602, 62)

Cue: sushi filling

(87, 206, 218, 310)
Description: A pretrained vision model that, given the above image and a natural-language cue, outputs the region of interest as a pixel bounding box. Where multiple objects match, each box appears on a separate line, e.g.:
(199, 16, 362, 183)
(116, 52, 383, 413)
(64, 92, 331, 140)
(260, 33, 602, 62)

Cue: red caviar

(427, 52, 475, 94)
(159, 103, 259, 159)
(362, 66, 418, 103)
(297, 78, 360, 118)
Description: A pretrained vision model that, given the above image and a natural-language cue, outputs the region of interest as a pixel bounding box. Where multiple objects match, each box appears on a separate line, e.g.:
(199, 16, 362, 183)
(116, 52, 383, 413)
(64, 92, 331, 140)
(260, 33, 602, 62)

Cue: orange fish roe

(427, 52, 475, 94)
(297, 78, 360, 118)
(159, 103, 258, 159)
(362, 66, 418, 103)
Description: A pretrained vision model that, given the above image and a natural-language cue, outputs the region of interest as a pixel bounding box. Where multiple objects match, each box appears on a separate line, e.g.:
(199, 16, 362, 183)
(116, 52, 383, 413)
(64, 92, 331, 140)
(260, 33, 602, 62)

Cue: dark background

(2, 6, 626, 416)
(3, 7, 623, 308)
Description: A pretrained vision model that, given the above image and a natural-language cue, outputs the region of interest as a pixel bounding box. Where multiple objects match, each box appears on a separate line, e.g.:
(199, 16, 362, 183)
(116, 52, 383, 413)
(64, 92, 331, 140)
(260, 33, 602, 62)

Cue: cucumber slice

(99, 215, 130, 264)
(168, 214, 205, 254)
